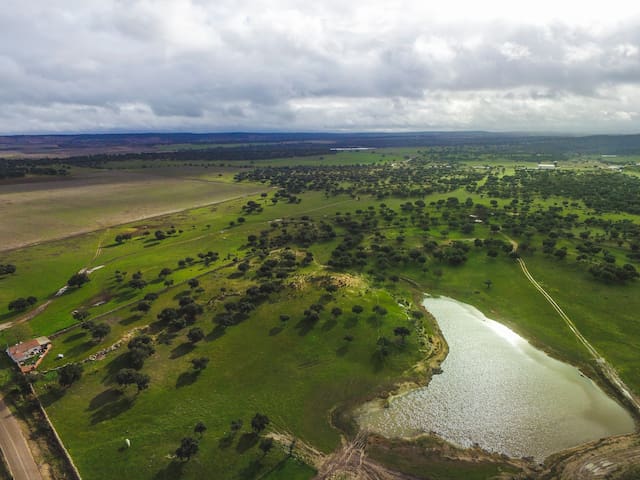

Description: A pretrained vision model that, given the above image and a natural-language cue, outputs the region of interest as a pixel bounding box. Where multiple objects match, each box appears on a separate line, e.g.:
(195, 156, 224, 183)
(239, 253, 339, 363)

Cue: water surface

(357, 296, 635, 460)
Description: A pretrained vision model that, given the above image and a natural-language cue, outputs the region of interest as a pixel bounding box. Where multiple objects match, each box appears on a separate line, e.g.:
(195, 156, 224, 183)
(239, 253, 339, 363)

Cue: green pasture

(0, 190, 354, 339)
(3, 154, 640, 479)
(35, 266, 423, 480)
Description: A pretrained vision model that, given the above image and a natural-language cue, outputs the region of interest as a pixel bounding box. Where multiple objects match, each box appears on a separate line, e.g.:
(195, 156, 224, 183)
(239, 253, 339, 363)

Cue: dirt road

(0, 396, 42, 480)
(515, 256, 640, 414)
(499, 234, 640, 415)
(0, 300, 53, 333)
(315, 431, 417, 480)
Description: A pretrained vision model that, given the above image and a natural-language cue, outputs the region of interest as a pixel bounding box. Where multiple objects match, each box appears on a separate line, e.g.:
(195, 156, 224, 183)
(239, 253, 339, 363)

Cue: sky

(1, 0, 640, 134)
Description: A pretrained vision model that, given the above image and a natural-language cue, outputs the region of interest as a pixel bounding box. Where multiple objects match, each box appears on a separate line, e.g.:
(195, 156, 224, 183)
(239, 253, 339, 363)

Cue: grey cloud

(0, 2, 639, 133)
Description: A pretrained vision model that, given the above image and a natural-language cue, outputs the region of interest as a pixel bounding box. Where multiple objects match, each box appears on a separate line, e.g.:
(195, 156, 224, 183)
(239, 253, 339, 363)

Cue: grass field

(1, 186, 429, 479)
(3, 152, 640, 479)
(0, 166, 265, 251)
(30, 240, 425, 479)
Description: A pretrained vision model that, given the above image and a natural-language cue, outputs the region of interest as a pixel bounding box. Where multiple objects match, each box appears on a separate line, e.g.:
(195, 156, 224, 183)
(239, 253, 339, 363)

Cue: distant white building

(537, 163, 556, 170)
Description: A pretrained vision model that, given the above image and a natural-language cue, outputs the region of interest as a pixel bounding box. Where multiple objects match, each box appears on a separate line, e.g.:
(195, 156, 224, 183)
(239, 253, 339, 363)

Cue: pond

(357, 296, 635, 460)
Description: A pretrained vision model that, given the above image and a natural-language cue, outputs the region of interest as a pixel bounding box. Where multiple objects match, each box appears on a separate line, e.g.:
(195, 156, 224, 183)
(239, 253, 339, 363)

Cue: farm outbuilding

(6, 336, 51, 371)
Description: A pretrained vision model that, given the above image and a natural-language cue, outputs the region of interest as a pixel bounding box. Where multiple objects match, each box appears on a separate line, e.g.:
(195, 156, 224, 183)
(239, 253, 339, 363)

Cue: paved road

(0, 395, 42, 480)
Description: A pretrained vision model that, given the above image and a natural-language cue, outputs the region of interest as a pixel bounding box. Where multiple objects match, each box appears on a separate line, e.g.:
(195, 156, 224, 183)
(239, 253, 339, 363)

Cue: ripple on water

(357, 296, 635, 461)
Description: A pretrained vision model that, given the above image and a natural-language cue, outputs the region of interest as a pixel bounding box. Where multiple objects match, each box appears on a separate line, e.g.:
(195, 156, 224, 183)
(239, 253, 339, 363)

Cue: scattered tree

(128, 278, 147, 290)
(393, 326, 411, 344)
(187, 327, 205, 344)
(73, 310, 89, 321)
(259, 438, 274, 457)
(230, 419, 243, 433)
(0, 264, 16, 275)
(194, 422, 207, 437)
(251, 413, 270, 434)
(191, 357, 209, 371)
(175, 437, 199, 461)
(58, 363, 83, 387)
(158, 268, 172, 278)
(67, 272, 90, 288)
(90, 323, 111, 341)
(8, 296, 37, 312)
(136, 301, 151, 313)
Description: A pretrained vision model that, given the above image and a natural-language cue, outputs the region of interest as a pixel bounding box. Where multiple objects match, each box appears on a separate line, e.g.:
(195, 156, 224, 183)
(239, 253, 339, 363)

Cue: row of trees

(0, 263, 16, 275)
(8, 296, 37, 311)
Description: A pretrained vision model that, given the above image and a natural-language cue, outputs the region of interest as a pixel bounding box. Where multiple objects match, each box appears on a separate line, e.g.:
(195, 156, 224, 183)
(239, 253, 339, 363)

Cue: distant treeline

(16, 143, 337, 168)
(0, 160, 69, 179)
(3, 132, 640, 169)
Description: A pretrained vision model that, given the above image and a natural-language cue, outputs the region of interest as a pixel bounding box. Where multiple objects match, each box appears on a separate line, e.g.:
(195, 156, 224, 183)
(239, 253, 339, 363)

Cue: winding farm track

(0, 300, 53, 333)
(514, 254, 640, 414)
(269, 429, 418, 480)
(313, 431, 420, 480)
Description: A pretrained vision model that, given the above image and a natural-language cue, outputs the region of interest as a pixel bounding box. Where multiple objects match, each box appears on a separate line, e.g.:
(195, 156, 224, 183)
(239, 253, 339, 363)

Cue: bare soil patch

(0, 169, 265, 251)
(541, 433, 640, 480)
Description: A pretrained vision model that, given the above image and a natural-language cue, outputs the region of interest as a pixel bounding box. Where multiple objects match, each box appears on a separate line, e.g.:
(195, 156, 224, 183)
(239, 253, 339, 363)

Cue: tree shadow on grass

(0, 311, 19, 323)
(321, 319, 337, 332)
(63, 332, 87, 343)
(371, 351, 386, 373)
(39, 386, 65, 408)
(366, 315, 382, 328)
(176, 371, 199, 388)
(236, 433, 258, 453)
(172, 290, 191, 300)
(268, 326, 283, 336)
(112, 290, 137, 304)
(238, 459, 264, 480)
(153, 460, 185, 480)
(206, 325, 226, 342)
(343, 316, 358, 329)
(170, 342, 195, 359)
(103, 352, 131, 382)
(294, 318, 315, 336)
(88, 388, 123, 411)
(259, 458, 290, 478)
(218, 433, 235, 449)
(157, 331, 177, 345)
(90, 395, 134, 425)
(336, 345, 349, 357)
(65, 341, 93, 358)
(148, 319, 168, 335)
(119, 314, 141, 326)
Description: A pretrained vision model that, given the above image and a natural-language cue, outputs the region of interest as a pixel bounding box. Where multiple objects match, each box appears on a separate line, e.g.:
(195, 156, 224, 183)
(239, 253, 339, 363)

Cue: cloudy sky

(1, 0, 640, 134)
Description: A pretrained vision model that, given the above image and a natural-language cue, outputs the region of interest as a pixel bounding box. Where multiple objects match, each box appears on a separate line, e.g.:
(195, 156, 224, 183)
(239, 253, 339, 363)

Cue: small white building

(537, 163, 556, 170)
(6, 336, 51, 365)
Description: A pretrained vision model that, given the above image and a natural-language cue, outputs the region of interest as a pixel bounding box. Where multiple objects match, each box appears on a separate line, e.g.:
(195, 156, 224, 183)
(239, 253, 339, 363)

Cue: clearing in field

(0, 166, 265, 251)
